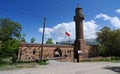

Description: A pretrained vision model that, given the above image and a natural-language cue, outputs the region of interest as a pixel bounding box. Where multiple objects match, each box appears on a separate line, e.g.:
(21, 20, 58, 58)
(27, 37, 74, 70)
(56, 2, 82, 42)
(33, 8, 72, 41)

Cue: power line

(13, 0, 44, 22)
(14, 0, 36, 17)
(0, 8, 25, 14)
(0, 7, 44, 25)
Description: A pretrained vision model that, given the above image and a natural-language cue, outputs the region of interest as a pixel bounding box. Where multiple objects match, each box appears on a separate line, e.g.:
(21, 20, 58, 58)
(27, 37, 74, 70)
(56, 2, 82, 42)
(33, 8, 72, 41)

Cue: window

(33, 49, 36, 54)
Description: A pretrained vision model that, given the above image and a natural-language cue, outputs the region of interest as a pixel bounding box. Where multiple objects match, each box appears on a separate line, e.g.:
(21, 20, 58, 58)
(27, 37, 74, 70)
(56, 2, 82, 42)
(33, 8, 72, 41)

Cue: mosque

(18, 6, 98, 62)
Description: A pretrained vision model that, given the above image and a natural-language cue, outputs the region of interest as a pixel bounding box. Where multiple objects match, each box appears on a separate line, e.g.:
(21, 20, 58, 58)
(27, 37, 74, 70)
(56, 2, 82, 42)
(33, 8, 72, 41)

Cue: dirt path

(0, 60, 120, 74)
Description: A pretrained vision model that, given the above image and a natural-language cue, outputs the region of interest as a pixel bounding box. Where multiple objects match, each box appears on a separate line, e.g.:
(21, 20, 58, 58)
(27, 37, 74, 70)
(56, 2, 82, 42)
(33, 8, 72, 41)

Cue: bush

(111, 56, 120, 60)
(37, 60, 48, 65)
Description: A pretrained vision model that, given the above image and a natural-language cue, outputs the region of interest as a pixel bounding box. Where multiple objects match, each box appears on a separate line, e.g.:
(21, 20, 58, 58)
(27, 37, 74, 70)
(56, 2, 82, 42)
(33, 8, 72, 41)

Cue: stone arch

(54, 48, 62, 57)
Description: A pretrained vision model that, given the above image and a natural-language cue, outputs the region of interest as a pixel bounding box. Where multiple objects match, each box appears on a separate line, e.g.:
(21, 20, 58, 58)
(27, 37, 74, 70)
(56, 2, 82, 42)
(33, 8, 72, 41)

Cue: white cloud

(95, 13, 120, 28)
(39, 27, 53, 34)
(38, 21, 99, 42)
(84, 20, 98, 39)
(39, 27, 53, 38)
(38, 11, 120, 43)
(95, 13, 111, 20)
(39, 22, 75, 42)
(116, 9, 120, 14)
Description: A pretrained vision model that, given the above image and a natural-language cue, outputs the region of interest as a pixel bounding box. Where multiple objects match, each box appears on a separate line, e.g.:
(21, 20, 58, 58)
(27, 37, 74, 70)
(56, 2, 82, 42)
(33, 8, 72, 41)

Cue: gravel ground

(0, 60, 120, 74)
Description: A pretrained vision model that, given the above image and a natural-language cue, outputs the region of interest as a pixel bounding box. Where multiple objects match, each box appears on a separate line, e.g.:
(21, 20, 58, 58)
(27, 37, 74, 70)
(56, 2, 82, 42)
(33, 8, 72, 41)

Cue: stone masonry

(18, 43, 74, 61)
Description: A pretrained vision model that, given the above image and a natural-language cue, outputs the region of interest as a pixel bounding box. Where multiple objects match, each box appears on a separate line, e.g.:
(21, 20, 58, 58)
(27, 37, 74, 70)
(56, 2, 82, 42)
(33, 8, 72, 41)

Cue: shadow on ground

(103, 66, 120, 73)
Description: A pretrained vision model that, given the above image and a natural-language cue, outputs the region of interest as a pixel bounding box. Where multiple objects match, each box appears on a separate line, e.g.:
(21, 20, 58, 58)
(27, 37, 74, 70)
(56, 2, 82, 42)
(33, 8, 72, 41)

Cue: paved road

(0, 60, 120, 74)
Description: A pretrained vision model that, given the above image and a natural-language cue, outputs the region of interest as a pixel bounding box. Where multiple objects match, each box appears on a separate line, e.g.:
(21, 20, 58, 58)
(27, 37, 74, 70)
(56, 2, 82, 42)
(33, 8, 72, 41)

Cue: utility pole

(40, 17, 46, 61)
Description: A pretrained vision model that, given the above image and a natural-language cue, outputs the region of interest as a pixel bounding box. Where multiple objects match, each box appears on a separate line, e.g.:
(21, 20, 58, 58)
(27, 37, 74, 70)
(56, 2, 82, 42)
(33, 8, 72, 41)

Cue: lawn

(0, 60, 48, 70)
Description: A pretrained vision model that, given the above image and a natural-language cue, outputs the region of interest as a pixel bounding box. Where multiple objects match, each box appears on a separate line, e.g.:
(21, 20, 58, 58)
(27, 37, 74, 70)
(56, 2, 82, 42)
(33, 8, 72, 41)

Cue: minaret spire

(74, 6, 84, 39)
(73, 6, 86, 62)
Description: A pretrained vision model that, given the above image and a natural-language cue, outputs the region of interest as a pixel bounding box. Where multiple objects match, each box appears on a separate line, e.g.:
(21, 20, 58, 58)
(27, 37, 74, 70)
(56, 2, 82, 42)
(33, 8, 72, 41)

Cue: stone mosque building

(18, 6, 98, 62)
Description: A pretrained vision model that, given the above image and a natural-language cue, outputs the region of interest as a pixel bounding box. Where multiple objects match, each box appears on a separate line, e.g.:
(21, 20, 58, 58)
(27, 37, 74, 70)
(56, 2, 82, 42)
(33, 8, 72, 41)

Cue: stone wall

(18, 43, 74, 61)
(18, 43, 98, 62)
(87, 45, 98, 57)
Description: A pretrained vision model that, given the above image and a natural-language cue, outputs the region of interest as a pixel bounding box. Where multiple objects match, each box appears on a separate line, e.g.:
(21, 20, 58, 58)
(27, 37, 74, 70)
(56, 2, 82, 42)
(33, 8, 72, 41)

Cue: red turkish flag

(65, 32, 70, 37)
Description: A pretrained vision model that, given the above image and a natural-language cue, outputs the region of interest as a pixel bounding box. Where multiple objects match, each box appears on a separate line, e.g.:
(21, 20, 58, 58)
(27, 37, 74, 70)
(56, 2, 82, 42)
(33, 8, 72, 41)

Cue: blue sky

(0, 0, 120, 43)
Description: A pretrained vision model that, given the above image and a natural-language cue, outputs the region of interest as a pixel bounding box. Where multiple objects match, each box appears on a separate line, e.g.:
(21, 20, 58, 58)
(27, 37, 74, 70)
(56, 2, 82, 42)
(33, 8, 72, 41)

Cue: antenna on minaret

(77, 0, 80, 8)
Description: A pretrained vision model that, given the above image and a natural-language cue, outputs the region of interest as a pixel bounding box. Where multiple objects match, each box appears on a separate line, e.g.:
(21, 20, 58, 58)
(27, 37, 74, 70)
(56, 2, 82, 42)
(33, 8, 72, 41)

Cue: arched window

(33, 49, 36, 54)
(54, 48, 62, 57)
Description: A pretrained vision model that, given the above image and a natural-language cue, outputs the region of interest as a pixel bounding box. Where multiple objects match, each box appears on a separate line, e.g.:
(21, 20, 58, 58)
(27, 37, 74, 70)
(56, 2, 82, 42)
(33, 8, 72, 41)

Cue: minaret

(74, 6, 86, 62)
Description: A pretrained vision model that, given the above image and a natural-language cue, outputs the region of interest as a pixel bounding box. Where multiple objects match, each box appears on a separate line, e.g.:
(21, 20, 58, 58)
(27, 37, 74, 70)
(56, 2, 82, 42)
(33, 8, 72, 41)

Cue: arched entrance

(54, 48, 62, 57)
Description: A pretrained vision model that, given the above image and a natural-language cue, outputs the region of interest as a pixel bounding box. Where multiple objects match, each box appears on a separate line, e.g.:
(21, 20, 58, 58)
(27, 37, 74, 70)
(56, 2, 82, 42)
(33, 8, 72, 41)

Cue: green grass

(37, 60, 48, 65)
(0, 60, 48, 70)
(0, 63, 36, 70)
(80, 58, 120, 63)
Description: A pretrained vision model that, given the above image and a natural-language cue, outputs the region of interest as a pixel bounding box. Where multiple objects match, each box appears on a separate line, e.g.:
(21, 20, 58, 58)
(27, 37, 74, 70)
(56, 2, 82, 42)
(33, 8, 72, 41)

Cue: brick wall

(18, 43, 98, 62)
(18, 43, 74, 61)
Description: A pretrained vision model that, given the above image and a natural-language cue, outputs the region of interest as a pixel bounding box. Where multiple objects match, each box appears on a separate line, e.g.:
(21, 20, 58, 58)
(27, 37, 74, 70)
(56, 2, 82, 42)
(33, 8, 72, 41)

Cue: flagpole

(65, 31, 70, 45)
(69, 36, 70, 45)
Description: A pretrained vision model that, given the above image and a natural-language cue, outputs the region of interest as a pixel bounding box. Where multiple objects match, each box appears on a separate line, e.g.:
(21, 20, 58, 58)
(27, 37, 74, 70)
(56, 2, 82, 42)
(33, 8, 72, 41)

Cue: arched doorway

(54, 48, 62, 57)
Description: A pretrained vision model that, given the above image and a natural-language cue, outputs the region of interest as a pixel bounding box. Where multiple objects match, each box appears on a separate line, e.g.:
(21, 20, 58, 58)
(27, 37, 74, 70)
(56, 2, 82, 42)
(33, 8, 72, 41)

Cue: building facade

(18, 43, 74, 61)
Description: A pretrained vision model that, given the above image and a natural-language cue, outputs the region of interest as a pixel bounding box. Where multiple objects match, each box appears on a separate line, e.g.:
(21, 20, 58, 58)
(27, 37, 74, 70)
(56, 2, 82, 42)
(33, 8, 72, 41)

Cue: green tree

(97, 26, 120, 57)
(98, 45, 109, 57)
(20, 33, 26, 43)
(0, 18, 22, 63)
(0, 18, 22, 42)
(0, 39, 20, 63)
(31, 37, 35, 43)
(46, 38, 54, 44)
(111, 30, 120, 56)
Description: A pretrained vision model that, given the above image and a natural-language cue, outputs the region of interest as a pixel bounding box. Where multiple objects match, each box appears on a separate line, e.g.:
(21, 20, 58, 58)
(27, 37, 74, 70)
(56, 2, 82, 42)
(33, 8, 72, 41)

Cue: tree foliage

(31, 37, 35, 43)
(0, 18, 22, 42)
(0, 18, 22, 63)
(45, 38, 54, 44)
(97, 26, 120, 57)
(20, 33, 26, 43)
(0, 39, 20, 63)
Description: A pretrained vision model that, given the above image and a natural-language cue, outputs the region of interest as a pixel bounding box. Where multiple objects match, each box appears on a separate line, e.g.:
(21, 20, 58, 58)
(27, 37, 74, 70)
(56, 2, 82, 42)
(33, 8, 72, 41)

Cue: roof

(20, 43, 73, 47)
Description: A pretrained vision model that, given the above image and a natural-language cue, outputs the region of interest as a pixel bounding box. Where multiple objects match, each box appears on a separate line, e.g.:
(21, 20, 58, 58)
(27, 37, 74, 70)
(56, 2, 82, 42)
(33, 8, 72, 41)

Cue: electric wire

(13, 0, 44, 24)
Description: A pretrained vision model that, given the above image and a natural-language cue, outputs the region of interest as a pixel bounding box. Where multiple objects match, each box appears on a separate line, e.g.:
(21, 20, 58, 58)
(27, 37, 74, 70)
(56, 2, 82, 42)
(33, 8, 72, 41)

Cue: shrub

(111, 56, 120, 60)
(37, 60, 48, 65)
